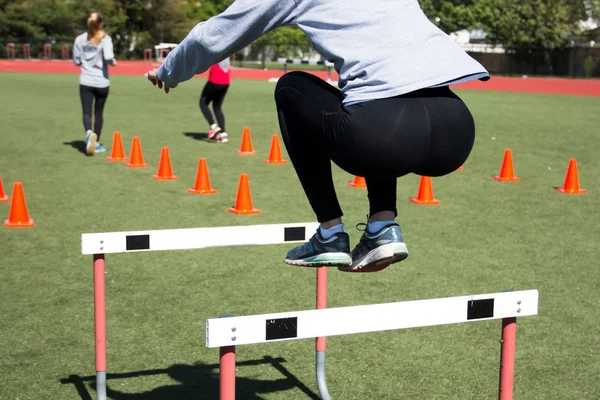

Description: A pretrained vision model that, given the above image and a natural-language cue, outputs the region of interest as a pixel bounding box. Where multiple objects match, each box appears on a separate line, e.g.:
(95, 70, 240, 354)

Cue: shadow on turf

(183, 132, 214, 143)
(60, 356, 320, 400)
(63, 140, 89, 156)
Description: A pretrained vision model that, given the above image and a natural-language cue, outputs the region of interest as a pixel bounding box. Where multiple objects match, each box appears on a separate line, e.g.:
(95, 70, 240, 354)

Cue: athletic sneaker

(216, 132, 229, 143)
(339, 223, 408, 273)
(95, 143, 106, 153)
(85, 131, 98, 156)
(208, 125, 222, 139)
(285, 229, 352, 267)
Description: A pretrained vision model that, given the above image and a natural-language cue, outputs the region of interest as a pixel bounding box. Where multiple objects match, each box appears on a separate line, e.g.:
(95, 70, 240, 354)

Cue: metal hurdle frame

(83, 222, 538, 400)
(207, 284, 539, 400)
(81, 222, 320, 400)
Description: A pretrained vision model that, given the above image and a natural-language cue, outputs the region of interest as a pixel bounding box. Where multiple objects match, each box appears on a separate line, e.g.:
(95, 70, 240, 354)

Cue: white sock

(320, 223, 344, 239)
(367, 220, 395, 233)
(210, 123, 218, 130)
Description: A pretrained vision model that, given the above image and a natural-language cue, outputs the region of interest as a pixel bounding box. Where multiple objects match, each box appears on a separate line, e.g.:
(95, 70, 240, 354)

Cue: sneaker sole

(339, 243, 409, 273)
(86, 133, 98, 156)
(285, 252, 352, 267)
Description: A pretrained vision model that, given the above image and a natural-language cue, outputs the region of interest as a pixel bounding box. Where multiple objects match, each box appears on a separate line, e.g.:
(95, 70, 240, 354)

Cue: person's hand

(112, 59, 118, 67)
(146, 69, 170, 93)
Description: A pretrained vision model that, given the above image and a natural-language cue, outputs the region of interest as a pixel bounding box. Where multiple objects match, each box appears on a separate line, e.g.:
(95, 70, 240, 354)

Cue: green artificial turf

(0, 72, 599, 399)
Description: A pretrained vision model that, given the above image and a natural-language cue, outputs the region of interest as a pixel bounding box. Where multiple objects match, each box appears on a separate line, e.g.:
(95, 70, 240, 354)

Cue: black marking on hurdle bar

(266, 317, 298, 341)
(126, 234, 150, 251)
(466, 298, 494, 320)
(284, 227, 306, 242)
(285, 59, 326, 65)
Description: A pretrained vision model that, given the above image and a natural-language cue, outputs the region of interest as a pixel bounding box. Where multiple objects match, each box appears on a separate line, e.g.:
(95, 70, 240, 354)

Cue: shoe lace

(352, 217, 370, 255)
(356, 214, 369, 232)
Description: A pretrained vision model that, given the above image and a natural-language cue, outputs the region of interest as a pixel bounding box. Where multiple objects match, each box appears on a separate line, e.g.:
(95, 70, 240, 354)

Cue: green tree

(587, 0, 600, 23)
(0, 1, 43, 40)
(480, 0, 587, 73)
(185, 0, 233, 22)
(418, 0, 490, 33)
(482, 0, 586, 48)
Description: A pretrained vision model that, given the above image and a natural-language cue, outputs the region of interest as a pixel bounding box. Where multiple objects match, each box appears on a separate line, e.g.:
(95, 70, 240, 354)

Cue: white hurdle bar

(81, 222, 319, 400)
(207, 288, 539, 400)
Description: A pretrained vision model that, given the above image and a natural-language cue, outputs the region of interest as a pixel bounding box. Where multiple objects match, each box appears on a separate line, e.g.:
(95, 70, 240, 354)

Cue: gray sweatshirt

(157, 0, 489, 105)
(73, 33, 116, 88)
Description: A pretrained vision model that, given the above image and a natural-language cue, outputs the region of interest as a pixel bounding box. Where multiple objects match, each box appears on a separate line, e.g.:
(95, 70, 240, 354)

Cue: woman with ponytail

(73, 11, 117, 156)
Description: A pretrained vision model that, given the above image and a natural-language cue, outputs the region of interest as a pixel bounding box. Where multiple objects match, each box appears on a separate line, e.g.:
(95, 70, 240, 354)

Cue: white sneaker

(86, 132, 97, 156)
(208, 125, 222, 139)
(217, 132, 229, 143)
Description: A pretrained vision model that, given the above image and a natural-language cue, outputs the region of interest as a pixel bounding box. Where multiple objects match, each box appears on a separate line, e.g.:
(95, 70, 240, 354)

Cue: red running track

(1, 59, 599, 96)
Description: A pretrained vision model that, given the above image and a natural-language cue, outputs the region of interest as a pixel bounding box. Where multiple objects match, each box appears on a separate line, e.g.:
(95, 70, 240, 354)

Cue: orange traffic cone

(237, 127, 256, 155)
(4, 182, 34, 227)
(263, 134, 288, 164)
(153, 147, 178, 180)
(0, 176, 8, 202)
(125, 136, 149, 168)
(107, 131, 128, 162)
(228, 173, 260, 214)
(348, 176, 367, 188)
(556, 158, 586, 194)
(188, 158, 218, 195)
(410, 176, 440, 205)
(494, 149, 520, 182)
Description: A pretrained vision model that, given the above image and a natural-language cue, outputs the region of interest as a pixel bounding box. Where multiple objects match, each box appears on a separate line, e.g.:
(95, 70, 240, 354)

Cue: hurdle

(61, 44, 69, 60)
(81, 222, 319, 400)
(143, 48, 152, 62)
(5, 43, 15, 59)
(275, 58, 337, 84)
(23, 43, 31, 59)
(207, 285, 539, 400)
(43, 43, 52, 59)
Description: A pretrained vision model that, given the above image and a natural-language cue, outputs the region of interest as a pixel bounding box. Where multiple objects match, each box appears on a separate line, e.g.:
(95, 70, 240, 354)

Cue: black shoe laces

(352, 218, 370, 255)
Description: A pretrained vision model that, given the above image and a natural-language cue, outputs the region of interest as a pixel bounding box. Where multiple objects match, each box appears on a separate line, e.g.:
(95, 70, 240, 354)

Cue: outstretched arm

(148, 0, 298, 93)
(103, 36, 117, 66)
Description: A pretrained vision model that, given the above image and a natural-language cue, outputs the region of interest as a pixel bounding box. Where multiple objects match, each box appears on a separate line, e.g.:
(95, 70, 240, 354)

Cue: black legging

(80, 85, 109, 139)
(199, 82, 229, 130)
(274, 71, 476, 223)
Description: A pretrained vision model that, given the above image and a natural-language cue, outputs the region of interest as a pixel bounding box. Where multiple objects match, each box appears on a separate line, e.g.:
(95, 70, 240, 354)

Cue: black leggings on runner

(200, 82, 229, 130)
(80, 85, 109, 139)
(274, 71, 476, 223)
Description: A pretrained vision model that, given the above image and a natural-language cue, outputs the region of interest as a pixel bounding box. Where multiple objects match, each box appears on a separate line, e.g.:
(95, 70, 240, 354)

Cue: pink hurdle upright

(92, 254, 107, 400)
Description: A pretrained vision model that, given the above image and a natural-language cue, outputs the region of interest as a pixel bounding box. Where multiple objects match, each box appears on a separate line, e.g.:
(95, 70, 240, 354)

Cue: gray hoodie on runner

(157, 0, 489, 105)
(73, 33, 116, 88)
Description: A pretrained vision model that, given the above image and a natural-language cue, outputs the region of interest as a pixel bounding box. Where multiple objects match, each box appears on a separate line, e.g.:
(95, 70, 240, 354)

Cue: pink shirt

(208, 59, 231, 85)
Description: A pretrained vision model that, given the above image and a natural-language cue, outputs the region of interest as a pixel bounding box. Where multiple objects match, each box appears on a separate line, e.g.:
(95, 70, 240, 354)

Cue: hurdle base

(316, 351, 332, 400)
(96, 371, 106, 400)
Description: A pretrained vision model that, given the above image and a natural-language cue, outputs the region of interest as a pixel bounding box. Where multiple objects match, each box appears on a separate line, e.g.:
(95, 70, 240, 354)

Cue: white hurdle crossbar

(207, 289, 539, 400)
(82, 222, 319, 255)
(81, 222, 319, 400)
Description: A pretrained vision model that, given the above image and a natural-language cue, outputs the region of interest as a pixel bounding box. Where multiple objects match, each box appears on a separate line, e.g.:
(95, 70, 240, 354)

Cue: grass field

(0, 72, 599, 400)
